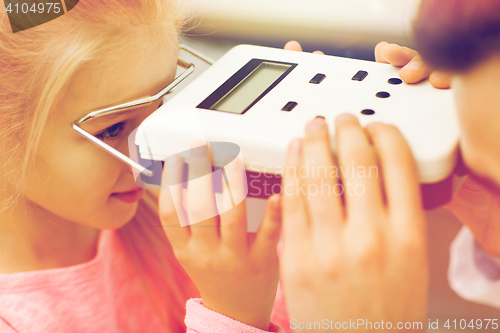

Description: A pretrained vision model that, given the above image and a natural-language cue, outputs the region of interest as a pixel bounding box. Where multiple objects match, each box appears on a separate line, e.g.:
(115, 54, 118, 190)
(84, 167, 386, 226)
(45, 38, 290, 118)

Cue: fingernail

(402, 61, 422, 72)
(307, 118, 326, 131)
(271, 194, 282, 210)
(335, 113, 356, 122)
(431, 71, 449, 80)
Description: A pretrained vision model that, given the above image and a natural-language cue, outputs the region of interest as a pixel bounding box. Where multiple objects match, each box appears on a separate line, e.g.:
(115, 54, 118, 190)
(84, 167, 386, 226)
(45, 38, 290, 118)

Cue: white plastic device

(134, 44, 460, 186)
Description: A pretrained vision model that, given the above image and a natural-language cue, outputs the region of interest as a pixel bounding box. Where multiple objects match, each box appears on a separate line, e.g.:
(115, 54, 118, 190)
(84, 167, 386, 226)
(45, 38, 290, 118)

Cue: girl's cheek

(45, 146, 118, 201)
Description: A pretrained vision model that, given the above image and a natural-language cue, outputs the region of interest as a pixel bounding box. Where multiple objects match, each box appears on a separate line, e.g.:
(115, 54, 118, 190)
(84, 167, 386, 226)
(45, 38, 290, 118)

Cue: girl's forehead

(61, 49, 178, 123)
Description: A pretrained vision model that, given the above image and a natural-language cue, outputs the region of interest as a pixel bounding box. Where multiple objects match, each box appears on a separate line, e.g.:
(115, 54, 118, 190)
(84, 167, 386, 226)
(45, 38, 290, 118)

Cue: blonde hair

(0, 0, 199, 330)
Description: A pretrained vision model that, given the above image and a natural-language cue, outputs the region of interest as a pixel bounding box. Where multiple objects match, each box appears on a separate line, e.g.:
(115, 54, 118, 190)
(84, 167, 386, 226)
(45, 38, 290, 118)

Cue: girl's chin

(100, 201, 140, 230)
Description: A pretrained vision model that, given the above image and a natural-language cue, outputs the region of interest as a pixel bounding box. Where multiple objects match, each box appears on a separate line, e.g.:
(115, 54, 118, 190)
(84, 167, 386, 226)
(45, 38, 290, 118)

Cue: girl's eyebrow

(77, 111, 135, 132)
(89, 113, 129, 126)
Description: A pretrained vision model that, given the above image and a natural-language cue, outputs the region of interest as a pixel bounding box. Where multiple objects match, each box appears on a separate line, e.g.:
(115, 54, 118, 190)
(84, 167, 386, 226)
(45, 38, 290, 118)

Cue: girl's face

(453, 54, 500, 193)
(22, 45, 178, 230)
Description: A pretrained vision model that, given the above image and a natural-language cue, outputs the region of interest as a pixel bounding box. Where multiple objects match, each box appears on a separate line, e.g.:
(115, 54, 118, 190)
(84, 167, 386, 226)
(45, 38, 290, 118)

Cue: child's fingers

(186, 144, 220, 244)
(281, 139, 309, 252)
(284, 40, 324, 55)
(219, 156, 248, 251)
(301, 118, 344, 231)
(334, 114, 385, 223)
(380, 44, 419, 67)
(429, 71, 452, 89)
(284, 40, 303, 52)
(374, 41, 390, 63)
(365, 123, 423, 229)
(253, 194, 282, 257)
(376, 42, 435, 84)
(159, 155, 191, 248)
(399, 55, 433, 84)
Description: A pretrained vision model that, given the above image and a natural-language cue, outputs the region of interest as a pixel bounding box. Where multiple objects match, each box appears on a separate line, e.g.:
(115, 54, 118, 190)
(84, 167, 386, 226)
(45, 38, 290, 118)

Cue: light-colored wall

(187, 0, 420, 50)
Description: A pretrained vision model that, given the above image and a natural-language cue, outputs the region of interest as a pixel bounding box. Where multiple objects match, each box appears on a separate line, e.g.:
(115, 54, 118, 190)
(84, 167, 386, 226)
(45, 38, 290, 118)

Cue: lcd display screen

(197, 59, 297, 114)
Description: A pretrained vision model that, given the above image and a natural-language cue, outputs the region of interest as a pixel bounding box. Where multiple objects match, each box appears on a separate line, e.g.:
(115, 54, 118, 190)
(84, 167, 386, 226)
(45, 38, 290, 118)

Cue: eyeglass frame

(72, 44, 214, 177)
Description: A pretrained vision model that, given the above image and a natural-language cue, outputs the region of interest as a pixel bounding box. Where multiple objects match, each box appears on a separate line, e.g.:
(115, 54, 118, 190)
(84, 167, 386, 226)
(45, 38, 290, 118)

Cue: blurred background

(181, 0, 500, 331)
(183, 0, 420, 60)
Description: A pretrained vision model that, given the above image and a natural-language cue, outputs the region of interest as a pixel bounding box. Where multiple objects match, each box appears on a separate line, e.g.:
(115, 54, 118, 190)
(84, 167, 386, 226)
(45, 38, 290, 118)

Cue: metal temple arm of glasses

(73, 124, 154, 177)
(179, 44, 215, 66)
(151, 64, 194, 100)
(78, 65, 195, 124)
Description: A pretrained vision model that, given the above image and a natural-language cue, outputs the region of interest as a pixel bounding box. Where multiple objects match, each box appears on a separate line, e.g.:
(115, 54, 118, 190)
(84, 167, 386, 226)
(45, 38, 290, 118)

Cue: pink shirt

(0, 230, 291, 332)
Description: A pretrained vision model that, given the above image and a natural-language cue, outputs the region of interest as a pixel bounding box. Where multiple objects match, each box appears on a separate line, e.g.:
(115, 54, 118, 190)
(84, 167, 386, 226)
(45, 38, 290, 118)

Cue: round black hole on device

(388, 78, 403, 85)
(376, 91, 391, 98)
(361, 109, 375, 115)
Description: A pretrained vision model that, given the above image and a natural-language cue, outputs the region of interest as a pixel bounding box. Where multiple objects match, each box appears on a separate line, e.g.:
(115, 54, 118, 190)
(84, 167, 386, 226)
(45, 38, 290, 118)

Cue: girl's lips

(111, 187, 145, 204)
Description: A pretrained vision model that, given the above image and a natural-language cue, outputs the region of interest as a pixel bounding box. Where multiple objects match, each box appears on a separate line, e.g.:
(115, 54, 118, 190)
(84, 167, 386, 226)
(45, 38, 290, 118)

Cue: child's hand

(444, 176, 500, 257)
(158, 147, 282, 330)
(284, 39, 451, 89)
(374, 41, 452, 89)
(284, 40, 325, 55)
(280, 115, 428, 331)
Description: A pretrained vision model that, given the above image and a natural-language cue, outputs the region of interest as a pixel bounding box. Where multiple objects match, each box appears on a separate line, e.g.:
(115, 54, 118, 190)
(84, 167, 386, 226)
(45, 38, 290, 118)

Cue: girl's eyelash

(95, 122, 126, 142)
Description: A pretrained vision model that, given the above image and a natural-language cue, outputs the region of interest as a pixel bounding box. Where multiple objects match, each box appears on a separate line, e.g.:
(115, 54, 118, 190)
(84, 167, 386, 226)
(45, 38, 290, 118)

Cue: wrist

(201, 297, 273, 331)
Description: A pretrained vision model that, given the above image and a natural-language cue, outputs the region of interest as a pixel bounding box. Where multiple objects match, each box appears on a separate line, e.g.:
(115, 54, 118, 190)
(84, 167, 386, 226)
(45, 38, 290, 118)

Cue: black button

(282, 101, 298, 112)
(376, 91, 390, 98)
(309, 73, 326, 84)
(388, 78, 403, 85)
(352, 70, 368, 81)
(361, 109, 375, 115)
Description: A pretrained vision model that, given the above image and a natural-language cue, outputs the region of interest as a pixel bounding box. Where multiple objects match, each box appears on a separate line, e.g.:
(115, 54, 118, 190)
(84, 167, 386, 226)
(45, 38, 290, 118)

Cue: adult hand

(158, 147, 282, 330)
(280, 115, 428, 332)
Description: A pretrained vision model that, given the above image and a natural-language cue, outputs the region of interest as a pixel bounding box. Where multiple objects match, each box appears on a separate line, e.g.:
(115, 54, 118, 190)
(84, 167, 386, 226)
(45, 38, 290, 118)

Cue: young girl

(0, 0, 291, 331)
